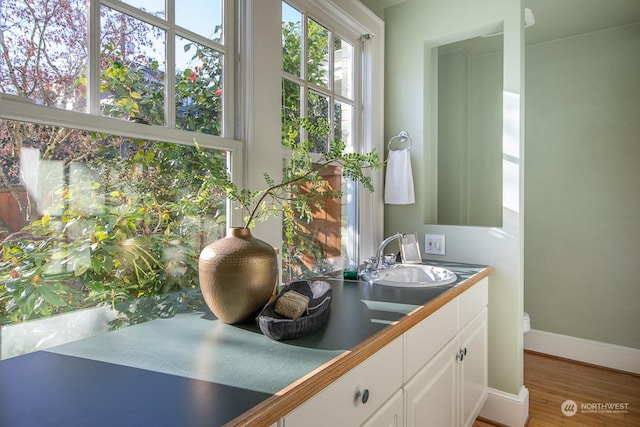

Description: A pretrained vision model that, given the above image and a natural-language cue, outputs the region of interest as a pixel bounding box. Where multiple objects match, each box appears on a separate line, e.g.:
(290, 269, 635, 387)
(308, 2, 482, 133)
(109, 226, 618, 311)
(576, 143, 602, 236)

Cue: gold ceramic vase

(198, 227, 278, 324)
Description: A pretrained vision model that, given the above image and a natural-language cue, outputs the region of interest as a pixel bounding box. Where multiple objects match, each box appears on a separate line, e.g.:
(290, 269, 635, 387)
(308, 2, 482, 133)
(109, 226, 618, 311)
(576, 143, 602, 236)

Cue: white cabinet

(459, 308, 488, 427)
(404, 278, 488, 427)
(283, 337, 403, 427)
(361, 389, 404, 427)
(282, 277, 488, 427)
(405, 337, 458, 426)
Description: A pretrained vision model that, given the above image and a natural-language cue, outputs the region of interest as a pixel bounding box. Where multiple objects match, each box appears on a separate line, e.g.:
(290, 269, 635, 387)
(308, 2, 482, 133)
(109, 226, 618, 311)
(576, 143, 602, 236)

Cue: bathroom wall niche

(434, 33, 504, 227)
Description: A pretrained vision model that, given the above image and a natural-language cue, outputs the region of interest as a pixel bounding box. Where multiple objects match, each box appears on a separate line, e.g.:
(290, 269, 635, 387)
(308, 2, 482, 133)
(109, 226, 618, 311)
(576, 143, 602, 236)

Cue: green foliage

(99, 32, 223, 135)
(100, 42, 165, 125)
(281, 19, 333, 151)
(1, 21, 230, 327)
(1, 11, 376, 330)
(174, 39, 224, 135)
(0, 137, 226, 328)
(194, 118, 382, 238)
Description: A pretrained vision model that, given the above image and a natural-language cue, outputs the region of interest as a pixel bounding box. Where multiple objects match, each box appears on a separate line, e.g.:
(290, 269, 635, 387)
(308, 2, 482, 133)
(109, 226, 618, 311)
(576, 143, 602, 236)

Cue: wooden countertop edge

(225, 266, 494, 427)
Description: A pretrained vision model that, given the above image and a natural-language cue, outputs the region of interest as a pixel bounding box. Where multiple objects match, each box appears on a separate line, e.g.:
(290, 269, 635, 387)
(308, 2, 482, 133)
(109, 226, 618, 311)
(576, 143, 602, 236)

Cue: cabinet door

(459, 308, 488, 427)
(404, 338, 458, 427)
(361, 389, 404, 427)
(404, 298, 458, 382)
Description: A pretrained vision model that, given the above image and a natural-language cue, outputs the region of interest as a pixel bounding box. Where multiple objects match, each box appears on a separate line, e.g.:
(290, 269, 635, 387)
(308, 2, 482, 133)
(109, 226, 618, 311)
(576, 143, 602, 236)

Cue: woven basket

(257, 280, 332, 341)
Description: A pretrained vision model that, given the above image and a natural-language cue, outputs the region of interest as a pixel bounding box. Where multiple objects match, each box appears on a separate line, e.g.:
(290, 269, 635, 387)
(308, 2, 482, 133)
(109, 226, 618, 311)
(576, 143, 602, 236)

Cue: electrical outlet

(424, 234, 446, 255)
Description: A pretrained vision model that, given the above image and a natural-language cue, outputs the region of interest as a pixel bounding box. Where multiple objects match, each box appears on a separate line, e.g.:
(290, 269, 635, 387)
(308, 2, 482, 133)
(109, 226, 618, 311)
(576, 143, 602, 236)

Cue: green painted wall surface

(467, 52, 504, 227)
(438, 50, 470, 224)
(524, 23, 640, 349)
(383, 0, 525, 397)
(438, 49, 504, 226)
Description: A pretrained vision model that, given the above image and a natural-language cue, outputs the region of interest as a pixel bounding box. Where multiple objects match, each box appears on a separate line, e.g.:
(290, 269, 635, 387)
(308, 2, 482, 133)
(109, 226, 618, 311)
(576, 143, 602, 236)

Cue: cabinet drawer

(284, 337, 403, 427)
(458, 277, 488, 328)
(404, 299, 458, 381)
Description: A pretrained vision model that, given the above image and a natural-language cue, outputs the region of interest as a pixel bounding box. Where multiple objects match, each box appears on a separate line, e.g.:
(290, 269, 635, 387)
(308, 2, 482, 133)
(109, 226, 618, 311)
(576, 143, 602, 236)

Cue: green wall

(383, 0, 525, 397)
(438, 50, 470, 224)
(524, 22, 640, 349)
(438, 48, 503, 226)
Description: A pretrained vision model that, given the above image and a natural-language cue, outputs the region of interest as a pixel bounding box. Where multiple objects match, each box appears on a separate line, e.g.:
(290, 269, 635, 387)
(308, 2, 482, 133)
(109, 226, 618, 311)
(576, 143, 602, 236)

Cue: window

(0, 0, 236, 352)
(0, 119, 226, 329)
(0, 0, 383, 358)
(282, 2, 355, 152)
(1, 0, 228, 133)
(281, 1, 362, 280)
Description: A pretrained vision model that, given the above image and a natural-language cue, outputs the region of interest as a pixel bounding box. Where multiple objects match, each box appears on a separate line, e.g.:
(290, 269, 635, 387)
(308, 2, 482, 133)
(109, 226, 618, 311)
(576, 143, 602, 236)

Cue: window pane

(282, 78, 301, 142)
(175, 37, 223, 135)
(334, 101, 353, 150)
(283, 166, 343, 282)
(334, 36, 353, 99)
(281, 1, 363, 279)
(100, 7, 166, 124)
(307, 18, 329, 88)
(0, 0, 87, 111)
(120, 0, 165, 19)
(282, 3, 302, 77)
(176, 0, 222, 40)
(0, 119, 226, 345)
(307, 90, 329, 152)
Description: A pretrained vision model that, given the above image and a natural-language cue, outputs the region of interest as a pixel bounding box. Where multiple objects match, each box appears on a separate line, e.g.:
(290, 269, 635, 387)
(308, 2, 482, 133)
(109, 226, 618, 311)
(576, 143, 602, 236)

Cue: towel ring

(388, 131, 412, 151)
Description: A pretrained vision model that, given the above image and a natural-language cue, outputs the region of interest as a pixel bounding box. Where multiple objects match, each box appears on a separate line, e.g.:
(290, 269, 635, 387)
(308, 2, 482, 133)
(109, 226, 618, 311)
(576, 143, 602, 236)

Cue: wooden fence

(0, 187, 28, 238)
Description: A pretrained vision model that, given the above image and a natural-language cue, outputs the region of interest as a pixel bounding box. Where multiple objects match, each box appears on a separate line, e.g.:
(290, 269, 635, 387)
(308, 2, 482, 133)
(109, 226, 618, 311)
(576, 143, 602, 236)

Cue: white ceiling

(371, 0, 640, 45)
(374, 0, 405, 8)
(524, 0, 640, 45)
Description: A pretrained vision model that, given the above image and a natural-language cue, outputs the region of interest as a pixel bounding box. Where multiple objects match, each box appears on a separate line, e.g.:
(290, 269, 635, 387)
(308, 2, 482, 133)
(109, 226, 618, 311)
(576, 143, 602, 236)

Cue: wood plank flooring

(473, 350, 640, 427)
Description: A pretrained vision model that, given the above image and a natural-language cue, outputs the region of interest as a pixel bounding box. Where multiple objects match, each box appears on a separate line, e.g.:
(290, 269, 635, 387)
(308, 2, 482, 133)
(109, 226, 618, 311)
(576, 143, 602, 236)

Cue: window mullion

(165, 0, 176, 128)
(101, 0, 169, 29)
(222, 0, 234, 138)
(328, 29, 335, 145)
(88, 0, 101, 115)
(299, 12, 309, 142)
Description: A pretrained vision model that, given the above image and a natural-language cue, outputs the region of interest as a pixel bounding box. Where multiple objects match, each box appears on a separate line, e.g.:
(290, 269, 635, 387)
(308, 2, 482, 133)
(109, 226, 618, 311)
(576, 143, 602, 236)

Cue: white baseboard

(479, 386, 529, 427)
(524, 329, 640, 374)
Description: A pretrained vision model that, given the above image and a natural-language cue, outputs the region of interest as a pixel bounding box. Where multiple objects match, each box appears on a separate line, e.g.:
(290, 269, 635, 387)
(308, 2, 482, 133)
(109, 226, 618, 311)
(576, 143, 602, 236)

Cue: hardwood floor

(474, 350, 640, 427)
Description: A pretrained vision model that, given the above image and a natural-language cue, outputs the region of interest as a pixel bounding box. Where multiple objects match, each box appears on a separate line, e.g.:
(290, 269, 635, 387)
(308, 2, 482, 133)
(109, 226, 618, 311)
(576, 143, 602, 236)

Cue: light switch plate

(425, 234, 445, 255)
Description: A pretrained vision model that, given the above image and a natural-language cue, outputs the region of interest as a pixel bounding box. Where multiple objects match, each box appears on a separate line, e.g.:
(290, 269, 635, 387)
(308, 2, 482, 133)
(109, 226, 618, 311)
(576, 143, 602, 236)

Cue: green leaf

(85, 281, 105, 292)
(95, 230, 109, 241)
(38, 286, 67, 307)
(91, 257, 103, 274)
(74, 263, 89, 277)
(50, 250, 70, 260)
(41, 211, 51, 228)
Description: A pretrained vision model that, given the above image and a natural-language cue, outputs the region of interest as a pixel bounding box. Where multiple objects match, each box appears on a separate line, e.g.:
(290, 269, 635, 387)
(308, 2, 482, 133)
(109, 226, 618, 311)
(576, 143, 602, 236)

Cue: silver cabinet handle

(456, 347, 468, 362)
(355, 388, 370, 404)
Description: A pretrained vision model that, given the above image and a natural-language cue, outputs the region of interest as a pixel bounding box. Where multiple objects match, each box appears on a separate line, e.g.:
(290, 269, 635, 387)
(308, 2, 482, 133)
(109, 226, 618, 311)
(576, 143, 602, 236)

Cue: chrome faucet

(375, 232, 406, 269)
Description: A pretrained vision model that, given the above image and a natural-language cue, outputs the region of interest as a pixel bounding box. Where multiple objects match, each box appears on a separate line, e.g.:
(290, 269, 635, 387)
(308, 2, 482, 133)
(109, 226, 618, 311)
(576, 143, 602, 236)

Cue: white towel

(384, 149, 415, 205)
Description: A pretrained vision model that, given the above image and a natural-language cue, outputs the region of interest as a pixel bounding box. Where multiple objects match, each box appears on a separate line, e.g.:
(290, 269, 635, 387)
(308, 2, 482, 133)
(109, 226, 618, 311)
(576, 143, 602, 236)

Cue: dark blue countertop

(0, 261, 489, 427)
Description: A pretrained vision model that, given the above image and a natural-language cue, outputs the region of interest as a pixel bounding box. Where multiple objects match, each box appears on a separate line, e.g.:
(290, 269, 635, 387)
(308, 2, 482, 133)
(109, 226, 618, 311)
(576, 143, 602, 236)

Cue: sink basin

(370, 264, 457, 287)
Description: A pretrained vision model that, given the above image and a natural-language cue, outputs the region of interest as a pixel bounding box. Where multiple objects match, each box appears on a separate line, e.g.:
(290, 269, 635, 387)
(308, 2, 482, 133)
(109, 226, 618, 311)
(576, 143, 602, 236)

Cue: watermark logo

(561, 400, 578, 417)
(561, 400, 630, 416)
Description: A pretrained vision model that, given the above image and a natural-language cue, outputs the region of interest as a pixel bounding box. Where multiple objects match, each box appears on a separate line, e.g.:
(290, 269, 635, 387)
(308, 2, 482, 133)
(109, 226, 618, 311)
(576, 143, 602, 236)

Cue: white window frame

(280, 0, 384, 265)
(0, 0, 244, 226)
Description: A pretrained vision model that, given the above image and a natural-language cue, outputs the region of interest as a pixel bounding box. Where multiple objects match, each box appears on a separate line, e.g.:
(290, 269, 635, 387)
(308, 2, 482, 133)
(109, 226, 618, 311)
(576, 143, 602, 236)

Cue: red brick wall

(0, 187, 28, 234)
(296, 166, 342, 270)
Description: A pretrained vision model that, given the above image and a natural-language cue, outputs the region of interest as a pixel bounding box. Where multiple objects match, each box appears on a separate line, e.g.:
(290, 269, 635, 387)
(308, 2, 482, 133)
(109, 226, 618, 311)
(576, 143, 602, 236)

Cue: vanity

(0, 261, 491, 427)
